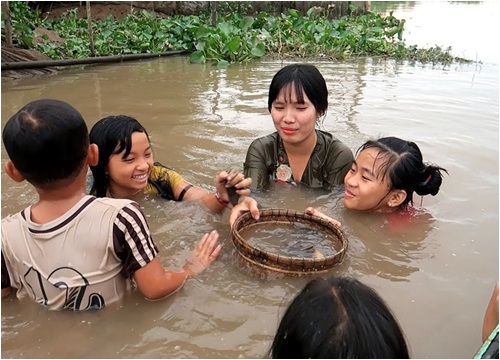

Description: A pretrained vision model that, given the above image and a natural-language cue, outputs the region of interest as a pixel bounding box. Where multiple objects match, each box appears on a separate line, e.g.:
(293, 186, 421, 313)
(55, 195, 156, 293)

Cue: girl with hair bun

(305, 136, 447, 226)
(342, 136, 447, 211)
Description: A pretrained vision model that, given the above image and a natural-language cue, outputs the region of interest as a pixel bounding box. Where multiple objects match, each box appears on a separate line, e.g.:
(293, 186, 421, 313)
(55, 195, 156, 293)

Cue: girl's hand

(305, 207, 342, 228)
(214, 169, 252, 205)
(183, 230, 222, 276)
(229, 196, 260, 227)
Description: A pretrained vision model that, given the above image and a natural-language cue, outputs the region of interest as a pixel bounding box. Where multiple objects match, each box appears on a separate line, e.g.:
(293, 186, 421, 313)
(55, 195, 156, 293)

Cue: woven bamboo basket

(231, 208, 348, 275)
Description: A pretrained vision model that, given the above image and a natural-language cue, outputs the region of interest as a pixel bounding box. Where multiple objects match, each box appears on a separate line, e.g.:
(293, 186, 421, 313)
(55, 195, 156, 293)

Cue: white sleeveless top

(1, 195, 158, 311)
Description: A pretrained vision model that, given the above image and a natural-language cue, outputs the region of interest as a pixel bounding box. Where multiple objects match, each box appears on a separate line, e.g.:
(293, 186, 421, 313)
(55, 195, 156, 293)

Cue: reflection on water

(1, 3, 498, 359)
(372, 1, 500, 64)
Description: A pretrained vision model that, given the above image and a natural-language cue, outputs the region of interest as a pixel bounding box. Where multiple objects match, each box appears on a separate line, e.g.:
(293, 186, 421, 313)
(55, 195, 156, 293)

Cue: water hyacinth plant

(1, 1, 472, 67)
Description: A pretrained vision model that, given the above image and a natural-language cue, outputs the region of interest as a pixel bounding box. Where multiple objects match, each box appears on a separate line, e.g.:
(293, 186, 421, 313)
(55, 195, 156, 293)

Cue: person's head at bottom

(269, 276, 410, 358)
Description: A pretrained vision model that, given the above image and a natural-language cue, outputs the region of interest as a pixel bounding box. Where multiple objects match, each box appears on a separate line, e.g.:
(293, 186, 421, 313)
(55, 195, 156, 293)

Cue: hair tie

(419, 174, 432, 186)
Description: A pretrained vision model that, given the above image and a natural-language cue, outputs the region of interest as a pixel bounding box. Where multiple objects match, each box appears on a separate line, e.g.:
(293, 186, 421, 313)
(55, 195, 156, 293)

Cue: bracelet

(215, 191, 230, 208)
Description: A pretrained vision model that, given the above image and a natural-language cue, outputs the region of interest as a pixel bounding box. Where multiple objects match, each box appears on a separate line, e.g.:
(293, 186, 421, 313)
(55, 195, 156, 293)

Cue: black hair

(358, 136, 448, 209)
(270, 276, 410, 359)
(268, 64, 328, 118)
(2, 99, 89, 188)
(89, 115, 150, 197)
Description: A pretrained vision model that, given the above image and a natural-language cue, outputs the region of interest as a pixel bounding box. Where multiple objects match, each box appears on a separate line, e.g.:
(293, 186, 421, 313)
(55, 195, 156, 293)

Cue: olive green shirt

(243, 130, 354, 190)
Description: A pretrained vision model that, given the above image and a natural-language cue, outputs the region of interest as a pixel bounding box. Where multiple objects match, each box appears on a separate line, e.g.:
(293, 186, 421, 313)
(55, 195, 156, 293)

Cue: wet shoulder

(1, 210, 26, 232)
(317, 129, 345, 146)
(149, 162, 170, 181)
(249, 132, 279, 148)
(147, 162, 184, 195)
(316, 130, 353, 155)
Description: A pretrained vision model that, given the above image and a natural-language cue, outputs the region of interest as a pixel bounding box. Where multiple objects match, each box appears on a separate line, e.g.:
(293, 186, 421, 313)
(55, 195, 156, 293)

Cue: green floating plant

(1, 1, 473, 65)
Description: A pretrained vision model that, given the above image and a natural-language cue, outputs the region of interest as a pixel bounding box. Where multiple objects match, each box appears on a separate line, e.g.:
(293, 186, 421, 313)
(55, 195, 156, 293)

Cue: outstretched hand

(304, 207, 342, 228)
(215, 169, 252, 204)
(183, 230, 222, 276)
(229, 196, 260, 227)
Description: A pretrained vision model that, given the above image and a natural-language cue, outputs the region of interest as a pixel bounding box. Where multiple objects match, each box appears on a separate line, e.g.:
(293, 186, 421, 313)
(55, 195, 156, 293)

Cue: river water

(1, 2, 498, 359)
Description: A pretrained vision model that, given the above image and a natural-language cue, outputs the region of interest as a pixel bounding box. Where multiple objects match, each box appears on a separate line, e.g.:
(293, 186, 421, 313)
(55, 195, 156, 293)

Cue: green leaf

(288, 9, 300, 18)
(250, 43, 265, 57)
(19, 34, 33, 48)
(369, 26, 383, 36)
(366, 37, 381, 47)
(385, 26, 400, 38)
(216, 60, 229, 68)
(190, 50, 205, 63)
(224, 37, 240, 52)
(195, 41, 206, 51)
(240, 16, 254, 31)
(218, 22, 232, 37)
(196, 26, 212, 38)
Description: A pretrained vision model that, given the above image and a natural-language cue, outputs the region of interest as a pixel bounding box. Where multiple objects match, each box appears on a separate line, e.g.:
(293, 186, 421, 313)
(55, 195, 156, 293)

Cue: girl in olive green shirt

(244, 64, 354, 191)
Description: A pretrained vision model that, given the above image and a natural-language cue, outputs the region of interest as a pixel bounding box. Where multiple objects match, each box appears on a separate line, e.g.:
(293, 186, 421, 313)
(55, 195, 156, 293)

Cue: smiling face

(106, 131, 153, 198)
(343, 148, 398, 211)
(270, 84, 320, 145)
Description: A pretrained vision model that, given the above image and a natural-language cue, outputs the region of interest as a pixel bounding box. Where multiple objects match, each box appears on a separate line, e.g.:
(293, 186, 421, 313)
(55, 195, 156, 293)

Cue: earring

(388, 202, 393, 207)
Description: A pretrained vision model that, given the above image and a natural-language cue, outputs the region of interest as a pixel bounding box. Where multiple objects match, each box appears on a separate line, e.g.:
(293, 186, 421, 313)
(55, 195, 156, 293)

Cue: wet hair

(89, 115, 150, 197)
(269, 276, 410, 359)
(268, 64, 328, 118)
(358, 136, 448, 209)
(2, 99, 89, 188)
(89, 115, 176, 200)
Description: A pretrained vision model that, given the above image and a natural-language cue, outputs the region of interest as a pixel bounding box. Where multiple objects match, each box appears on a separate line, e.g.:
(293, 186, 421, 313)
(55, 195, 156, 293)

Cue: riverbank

(1, 2, 167, 81)
(1, 45, 57, 81)
(1, 1, 471, 81)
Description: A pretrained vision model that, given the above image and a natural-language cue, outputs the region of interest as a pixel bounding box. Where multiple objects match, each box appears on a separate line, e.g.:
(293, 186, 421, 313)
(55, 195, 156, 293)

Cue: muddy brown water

(239, 222, 340, 258)
(1, 2, 499, 358)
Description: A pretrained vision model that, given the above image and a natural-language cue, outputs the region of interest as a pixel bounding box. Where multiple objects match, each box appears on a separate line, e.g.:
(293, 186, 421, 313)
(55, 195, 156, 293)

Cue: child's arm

(115, 203, 221, 301)
(178, 170, 252, 214)
(152, 163, 252, 213)
(304, 207, 342, 228)
(132, 230, 221, 300)
(482, 282, 499, 342)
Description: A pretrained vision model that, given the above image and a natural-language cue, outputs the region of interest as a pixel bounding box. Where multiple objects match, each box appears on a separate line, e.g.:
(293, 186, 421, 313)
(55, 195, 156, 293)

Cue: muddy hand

(215, 169, 252, 206)
(226, 184, 240, 206)
(225, 169, 252, 197)
(183, 230, 221, 276)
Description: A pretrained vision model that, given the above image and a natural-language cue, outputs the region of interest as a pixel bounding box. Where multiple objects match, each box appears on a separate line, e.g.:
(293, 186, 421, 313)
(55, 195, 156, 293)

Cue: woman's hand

(305, 207, 342, 228)
(183, 230, 222, 276)
(214, 169, 252, 205)
(229, 196, 260, 227)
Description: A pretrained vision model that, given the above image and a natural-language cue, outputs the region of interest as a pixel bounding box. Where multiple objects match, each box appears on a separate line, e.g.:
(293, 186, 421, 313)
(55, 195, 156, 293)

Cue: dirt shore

(1, 2, 175, 81)
(1, 46, 58, 81)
